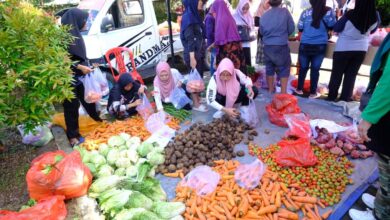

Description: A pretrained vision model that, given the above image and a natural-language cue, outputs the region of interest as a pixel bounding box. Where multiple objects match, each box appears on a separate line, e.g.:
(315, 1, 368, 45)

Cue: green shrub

(0, 0, 74, 132)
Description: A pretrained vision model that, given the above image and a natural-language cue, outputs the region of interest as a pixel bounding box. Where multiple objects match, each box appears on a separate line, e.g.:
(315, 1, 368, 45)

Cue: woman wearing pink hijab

(206, 58, 258, 118)
(233, 0, 255, 66)
(153, 62, 207, 112)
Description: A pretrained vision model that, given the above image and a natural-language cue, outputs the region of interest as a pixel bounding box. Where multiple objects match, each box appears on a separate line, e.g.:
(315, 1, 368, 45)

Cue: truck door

(97, 0, 160, 72)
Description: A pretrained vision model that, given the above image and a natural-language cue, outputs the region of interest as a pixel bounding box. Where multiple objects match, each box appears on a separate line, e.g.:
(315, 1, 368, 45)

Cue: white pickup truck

(61, 0, 184, 79)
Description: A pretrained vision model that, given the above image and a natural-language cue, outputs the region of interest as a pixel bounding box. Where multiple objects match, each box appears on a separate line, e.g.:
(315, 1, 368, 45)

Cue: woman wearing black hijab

(107, 73, 146, 119)
(61, 8, 102, 146)
(327, 0, 380, 102)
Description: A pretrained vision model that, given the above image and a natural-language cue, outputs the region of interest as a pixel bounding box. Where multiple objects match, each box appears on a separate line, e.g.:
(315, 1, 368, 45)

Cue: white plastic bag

(310, 119, 350, 138)
(186, 69, 205, 93)
(180, 166, 220, 196)
(146, 111, 169, 133)
(234, 159, 266, 190)
(136, 95, 154, 120)
(240, 100, 259, 127)
(144, 125, 176, 148)
(93, 67, 109, 96)
(170, 87, 193, 109)
(83, 73, 102, 103)
(17, 125, 54, 146)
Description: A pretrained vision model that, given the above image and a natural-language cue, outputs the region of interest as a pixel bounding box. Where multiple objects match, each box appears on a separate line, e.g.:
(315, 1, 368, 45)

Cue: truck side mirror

(101, 14, 114, 33)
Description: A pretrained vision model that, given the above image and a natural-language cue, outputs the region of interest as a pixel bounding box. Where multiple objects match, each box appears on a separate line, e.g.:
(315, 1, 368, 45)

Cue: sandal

(69, 137, 85, 147)
(193, 104, 208, 112)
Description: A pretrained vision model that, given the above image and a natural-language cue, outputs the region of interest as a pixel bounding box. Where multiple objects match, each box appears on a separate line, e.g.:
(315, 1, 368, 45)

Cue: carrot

(195, 206, 206, 220)
(282, 199, 296, 212)
(278, 212, 299, 220)
(314, 205, 320, 218)
(270, 183, 280, 204)
(210, 212, 227, 220)
(214, 205, 225, 214)
(238, 197, 250, 217)
(222, 175, 235, 180)
(280, 183, 288, 193)
(273, 213, 279, 220)
(221, 202, 233, 220)
(260, 189, 270, 206)
(214, 160, 225, 165)
(266, 182, 275, 192)
(317, 200, 326, 209)
(321, 209, 332, 220)
(231, 206, 238, 216)
(305, 204, 319, 220)
(275, 192, 282, 208)
(258, 205, 278, 215)
(227, 192, 235, 207)
(286, 196, 300, 210)
(245, 211, 262, 218)
(291, 196, 317, 204)
(179, 172, 184, 179)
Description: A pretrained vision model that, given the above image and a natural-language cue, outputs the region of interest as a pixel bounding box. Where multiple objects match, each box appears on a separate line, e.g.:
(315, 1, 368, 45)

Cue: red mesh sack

(0, 195, 67, 220)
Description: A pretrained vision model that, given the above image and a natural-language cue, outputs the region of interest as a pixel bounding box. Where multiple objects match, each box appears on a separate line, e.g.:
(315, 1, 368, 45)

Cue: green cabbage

(114, 208, 147, 220)
(119, 133, 131, 141)
(115, 158, 132, 168)
(136, 161, 153, 182)
(130, 210, 161, 220)
(126, 166, 138, 177)
(151, 202, 185, 219)
(108, 135, 126, 147)
(146, 151, 165, 166)
(97, 188, 121, 204)
(99, 143, 110, 157)
(97, 164, 114, 178)
(91, 154, 106, 168)
(148, 167, 156, 178)
(137, 142, 153, 157)
(126, 137, 141, 150)
(85, 163, 97, 176)
(126, 191, 153, 210)
(115, 168, 127, 176)
(143, 184, 167, 202)
(89, 175, 123, 193)
(107, 149, 120, 166)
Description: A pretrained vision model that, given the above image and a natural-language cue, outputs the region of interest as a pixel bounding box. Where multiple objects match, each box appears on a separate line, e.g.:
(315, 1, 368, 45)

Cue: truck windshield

(78, 0, 105, 34)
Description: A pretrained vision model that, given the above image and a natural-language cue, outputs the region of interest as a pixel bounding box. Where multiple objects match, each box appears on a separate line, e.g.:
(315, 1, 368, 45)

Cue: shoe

(362, 193, 375, 209)
(294, 89, 304, 95)
(349, 208, 375, 220)
(193, 104, 208, 112)
(213, 110, 224, 119)
(309, 93, 321, 99)
(200, 97, 207, 104)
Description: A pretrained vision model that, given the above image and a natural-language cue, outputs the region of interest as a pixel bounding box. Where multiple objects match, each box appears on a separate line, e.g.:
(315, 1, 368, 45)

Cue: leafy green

(114, 208, 147, 220)
(126, 166, 138, 177)
(143, 184, 167, 202)
(85, 163, 97, 176)
(107, 149, 120, 166)
(100, 190, 132, 217)
(89, 175, 123, 194)
(97, 188, 121, 204)
(90, 154, 106, 168)
(108, 136, 126, 147)
(151, 202, 186, 219)
(119, 133, 131, 141)
(125, 191, 153, 210)
(119, 178, 160, 194)
(114, 168, 127, 176)
(115, 158, 132, 168)
(131, 210, 161, 220)
(98, 143, 110, 157)
(136, 162, 153, 182)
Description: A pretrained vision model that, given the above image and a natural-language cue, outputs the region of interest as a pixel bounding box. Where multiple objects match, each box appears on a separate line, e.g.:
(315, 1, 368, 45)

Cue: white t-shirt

(206, 69, 252, 111)
(153, 68, 185, 111)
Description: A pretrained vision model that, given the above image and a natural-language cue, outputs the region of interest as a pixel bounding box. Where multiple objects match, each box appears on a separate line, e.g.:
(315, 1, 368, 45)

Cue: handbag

(237, 17, 256, 42)
(359, 69, 383, 111)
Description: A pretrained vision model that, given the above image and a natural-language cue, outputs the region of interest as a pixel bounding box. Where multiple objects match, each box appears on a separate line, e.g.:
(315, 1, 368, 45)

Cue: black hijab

(108, 73, 140, 108)
(61, 8, 88, 61)
(310, 0, 329, 29)
(346, 0, 377, 34)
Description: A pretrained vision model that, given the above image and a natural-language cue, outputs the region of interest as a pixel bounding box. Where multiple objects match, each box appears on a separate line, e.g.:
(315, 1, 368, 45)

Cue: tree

(0, 0, 74, 132)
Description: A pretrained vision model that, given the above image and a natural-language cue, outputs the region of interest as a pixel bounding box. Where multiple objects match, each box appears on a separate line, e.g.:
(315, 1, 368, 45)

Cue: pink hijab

(215, 58, 241, 108)
(154, 62, 175, 100)
(233, 0, 254, 28)
(255, 0, 270, 17)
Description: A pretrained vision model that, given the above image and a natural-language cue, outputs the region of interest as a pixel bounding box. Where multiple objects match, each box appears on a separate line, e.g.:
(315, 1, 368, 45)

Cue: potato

(168, 164, 176, 172)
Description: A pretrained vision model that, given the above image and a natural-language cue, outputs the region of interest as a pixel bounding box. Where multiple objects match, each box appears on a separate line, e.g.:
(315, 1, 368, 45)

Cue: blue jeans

(297, 44, 326, 94)
(210, 47, 216, 76)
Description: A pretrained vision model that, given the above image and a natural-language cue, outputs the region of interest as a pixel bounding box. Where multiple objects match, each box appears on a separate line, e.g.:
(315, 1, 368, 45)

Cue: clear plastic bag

(146, 111, 169, 133)
(180, 166, 220, 196)
(17, 125, 54, 147)
(234, 159, 266, 190)
(240, 100, 259, 127)
(170, 87, 193, 109)
(186, 69, 205, 93)
(284, 113, 311, 139)
(93, 67, 109, 96)
(136, 95, 154, 120)
(83, 73, 102, 103)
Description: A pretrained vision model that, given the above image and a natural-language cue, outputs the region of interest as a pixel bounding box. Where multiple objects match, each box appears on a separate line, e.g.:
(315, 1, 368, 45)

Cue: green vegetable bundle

(75, 133, 185, 219)
(163, 104, 192, 122)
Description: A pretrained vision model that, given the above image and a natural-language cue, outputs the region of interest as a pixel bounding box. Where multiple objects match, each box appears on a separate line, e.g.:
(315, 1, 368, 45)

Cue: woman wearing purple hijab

(210, 0, 247, 74)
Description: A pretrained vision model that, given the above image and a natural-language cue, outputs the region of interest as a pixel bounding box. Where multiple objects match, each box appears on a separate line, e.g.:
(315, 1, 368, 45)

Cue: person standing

(233, 0, 255, 66)
(327, 0, 379, 102)
(254, 0, 270, 65)
(295, 0, 336, 98)
(181, 0, 205, 77)
(349, 33, 390, 220)
(61, 8, 102, 146)
(210, 0, 247, 74)
(260, 0, 295, 94)
(204, 3, 216, 75)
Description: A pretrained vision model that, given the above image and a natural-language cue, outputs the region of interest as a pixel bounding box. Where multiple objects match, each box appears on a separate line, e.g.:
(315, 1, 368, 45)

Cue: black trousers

(216, 85, 259, 106)
(63, 83, 101, 139)
(243, 47, 252, 66)
(327, 51, 366, 101)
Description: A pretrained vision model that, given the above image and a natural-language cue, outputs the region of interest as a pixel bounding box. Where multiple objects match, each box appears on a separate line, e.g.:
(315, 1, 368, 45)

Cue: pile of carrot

(164, 169, 185, 179)
(174, 160, 333, 220)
